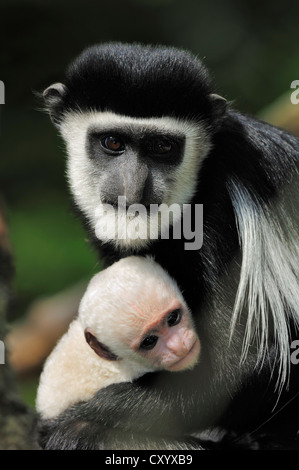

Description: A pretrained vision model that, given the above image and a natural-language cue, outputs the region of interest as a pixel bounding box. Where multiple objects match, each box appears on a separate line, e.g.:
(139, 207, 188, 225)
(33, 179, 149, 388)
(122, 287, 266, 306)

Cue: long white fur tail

(228, 175, 299, 393)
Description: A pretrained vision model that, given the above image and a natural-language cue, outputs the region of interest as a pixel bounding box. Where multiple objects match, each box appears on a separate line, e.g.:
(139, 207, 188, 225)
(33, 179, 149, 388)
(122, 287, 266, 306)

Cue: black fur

(39, 43, 299, 450)
(61, 43, 213, 121)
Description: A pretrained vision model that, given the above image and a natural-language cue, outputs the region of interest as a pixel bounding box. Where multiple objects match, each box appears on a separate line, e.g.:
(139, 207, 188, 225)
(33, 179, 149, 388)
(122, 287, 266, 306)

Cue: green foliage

(8, 194, 99, 317)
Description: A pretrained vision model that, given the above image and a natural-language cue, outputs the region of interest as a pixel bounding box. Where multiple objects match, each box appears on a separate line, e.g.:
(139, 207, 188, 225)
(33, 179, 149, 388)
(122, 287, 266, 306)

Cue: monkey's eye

(152, 139, 172, 155)
(139, 335, 159, 351)
(167, 309, 182, 327)
(101, 136, 125, 152)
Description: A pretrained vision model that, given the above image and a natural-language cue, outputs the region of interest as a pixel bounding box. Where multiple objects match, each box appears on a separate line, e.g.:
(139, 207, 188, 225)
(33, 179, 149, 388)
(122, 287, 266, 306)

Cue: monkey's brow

(132, 302, 184, 350)
(87, 123, 186, 140)
(145, 308, 182, 334)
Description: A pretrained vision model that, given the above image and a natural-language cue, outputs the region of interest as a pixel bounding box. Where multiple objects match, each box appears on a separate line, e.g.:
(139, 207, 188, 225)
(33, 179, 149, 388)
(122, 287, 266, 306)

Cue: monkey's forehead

(61, 43, 214, 121)
(60, 110, 205, 145)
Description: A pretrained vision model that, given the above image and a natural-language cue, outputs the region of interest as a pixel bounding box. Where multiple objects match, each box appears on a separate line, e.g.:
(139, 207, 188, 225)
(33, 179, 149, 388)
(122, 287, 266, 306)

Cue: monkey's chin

(166, 339, 200, 372)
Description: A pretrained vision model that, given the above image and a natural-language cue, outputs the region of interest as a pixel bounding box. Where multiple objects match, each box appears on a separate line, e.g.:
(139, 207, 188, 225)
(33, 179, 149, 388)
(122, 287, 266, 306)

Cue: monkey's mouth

(167, 338, 200, 372)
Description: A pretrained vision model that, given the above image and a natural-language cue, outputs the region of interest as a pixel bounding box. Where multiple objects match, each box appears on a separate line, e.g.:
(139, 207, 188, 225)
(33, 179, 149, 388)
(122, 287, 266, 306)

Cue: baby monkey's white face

(85, 295, 200, 374)
(129, 299, 200, 372)
(82, 256, 200, 375)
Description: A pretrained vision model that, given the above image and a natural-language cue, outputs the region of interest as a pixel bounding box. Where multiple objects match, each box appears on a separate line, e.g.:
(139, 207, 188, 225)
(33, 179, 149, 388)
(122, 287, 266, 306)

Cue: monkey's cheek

(166, 338, 200, 372)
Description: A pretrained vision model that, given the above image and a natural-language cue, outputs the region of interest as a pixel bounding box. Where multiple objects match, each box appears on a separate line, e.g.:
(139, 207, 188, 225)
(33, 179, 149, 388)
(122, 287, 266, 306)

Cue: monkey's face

(44, 43, 227, 250)
(59, 111, 211, 250)
(129, 300, 200, 372)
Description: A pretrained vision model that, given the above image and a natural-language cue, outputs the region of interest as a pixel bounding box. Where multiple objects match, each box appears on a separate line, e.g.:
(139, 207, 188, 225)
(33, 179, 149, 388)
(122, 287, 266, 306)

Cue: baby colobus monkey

(36, 256, 200, 419)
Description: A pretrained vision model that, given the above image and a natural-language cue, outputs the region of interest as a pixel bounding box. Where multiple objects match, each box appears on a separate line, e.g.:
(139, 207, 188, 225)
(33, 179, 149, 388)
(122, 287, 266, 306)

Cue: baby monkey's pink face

(84, 269, 200, 375)
(131, 299, 200, 372)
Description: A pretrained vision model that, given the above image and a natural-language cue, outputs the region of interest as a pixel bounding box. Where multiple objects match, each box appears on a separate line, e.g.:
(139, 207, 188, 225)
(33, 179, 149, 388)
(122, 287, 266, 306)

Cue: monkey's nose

(166, 336, 188, 357)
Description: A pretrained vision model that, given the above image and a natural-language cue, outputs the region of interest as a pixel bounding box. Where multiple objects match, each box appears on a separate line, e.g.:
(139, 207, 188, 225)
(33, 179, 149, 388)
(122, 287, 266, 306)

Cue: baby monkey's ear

(84, 327, 120, 361)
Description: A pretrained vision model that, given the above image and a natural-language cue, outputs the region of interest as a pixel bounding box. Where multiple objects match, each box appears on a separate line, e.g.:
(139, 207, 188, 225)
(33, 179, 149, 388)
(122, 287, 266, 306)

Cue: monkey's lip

(166, 338, 200, 372)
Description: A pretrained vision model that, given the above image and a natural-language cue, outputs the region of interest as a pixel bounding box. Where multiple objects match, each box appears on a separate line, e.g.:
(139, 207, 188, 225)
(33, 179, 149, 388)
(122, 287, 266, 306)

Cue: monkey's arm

(37, 376, 281, 451)
(37, 373, 210, 450)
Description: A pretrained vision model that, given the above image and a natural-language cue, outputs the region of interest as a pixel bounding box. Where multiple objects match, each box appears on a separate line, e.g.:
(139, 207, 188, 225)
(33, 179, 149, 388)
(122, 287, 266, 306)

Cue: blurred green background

(0, 0, 299, 406)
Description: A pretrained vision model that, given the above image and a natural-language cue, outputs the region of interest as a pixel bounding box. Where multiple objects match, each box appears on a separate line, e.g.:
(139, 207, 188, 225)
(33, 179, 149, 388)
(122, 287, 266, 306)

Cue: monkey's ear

(84, 327, 120, 361)
(43, 83, 67, 126)
(209, 93, 227, 120)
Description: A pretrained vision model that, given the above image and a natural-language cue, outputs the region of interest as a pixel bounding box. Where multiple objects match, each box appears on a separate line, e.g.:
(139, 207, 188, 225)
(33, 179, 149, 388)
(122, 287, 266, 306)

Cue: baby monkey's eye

(139, 335, 159, 351)
(167, 309, 182, 327)
(101, 136, 125, 152)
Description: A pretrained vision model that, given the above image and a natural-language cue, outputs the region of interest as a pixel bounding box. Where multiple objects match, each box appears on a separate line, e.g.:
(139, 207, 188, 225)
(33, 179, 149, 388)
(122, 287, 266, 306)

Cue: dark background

(0, 0, 299, 404)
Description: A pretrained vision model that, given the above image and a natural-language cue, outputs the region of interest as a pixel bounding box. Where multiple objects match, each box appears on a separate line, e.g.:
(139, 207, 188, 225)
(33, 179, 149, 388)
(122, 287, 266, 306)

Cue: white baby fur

(36, 256, 189, 419)
(59, 110, 211, 249)
(229, 174, 299, 393)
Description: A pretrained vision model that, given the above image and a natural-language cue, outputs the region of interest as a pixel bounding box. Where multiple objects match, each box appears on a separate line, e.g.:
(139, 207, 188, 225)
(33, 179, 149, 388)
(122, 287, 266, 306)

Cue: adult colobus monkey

(39, 43, 299, 450)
